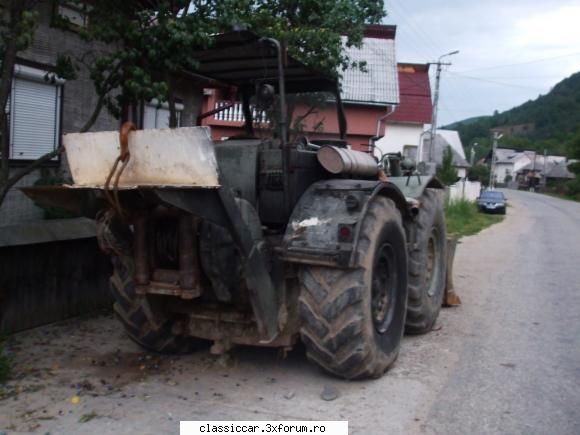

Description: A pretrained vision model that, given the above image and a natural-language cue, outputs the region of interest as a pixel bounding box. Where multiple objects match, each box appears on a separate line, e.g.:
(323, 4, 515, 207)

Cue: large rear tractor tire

(405, 188, 447, 334)
(110, 255, 195, 353)
(99, 214, 196, 353)
(298, 197, 408, 379)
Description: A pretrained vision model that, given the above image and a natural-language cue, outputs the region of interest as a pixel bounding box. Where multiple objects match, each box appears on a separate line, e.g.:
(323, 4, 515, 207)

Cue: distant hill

(444, 71, 580, 158)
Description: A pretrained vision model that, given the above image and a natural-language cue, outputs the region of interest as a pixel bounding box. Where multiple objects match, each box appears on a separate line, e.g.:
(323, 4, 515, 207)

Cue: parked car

(477, 190, 507, 214)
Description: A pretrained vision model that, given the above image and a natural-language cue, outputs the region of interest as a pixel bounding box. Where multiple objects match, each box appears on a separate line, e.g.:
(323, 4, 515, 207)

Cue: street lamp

(428, 50, 459, 163)
(441, 50, 460, 59)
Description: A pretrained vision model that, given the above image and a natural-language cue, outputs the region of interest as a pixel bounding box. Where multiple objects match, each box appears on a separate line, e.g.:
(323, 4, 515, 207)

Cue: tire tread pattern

(405, 188, 447, 334)
(101, 218, 193, 354)
(299, 197, 406, 379)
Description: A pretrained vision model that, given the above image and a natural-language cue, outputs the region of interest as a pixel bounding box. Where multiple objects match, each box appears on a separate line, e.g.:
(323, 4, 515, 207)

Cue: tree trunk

(79, 95, 105, 133)
(0, 3, 21, 186)
(167, 75, 178, 128)
(0, 184, 9, 209)
(0, 1, 29, 210)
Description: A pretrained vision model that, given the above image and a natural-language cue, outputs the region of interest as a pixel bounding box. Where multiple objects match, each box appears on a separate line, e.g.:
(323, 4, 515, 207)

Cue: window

(143, 100, 183, 129)
(402, 145, 418, 161)
(8, 65, 63, 161)
(54, 1, 90, 30)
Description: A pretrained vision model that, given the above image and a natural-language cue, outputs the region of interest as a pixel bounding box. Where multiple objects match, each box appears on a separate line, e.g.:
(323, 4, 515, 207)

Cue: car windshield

(481, 192, 503, 200)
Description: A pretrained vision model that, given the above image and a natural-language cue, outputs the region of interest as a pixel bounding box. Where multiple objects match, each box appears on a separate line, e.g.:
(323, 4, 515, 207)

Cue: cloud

(384, 0, 580, 124)
(511, 4, 580, 52)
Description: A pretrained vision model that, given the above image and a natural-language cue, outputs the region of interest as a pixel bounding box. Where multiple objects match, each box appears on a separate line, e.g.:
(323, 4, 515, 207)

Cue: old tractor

(25, 32, 448, 379)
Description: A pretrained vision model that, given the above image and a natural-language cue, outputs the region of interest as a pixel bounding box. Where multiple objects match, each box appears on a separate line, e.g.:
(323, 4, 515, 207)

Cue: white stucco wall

(376, 123, 424, 156)
(494, 162, 514, 184)
(448, 180, 482, 203)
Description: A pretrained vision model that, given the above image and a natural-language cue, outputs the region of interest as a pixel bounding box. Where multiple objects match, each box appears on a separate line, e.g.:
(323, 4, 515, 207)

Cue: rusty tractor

(25, 31, 454, 379)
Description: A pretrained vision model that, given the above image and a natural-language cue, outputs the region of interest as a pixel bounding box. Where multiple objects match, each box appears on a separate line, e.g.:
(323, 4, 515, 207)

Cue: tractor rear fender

(387, 174, 445, 199)
(282, 179, 407, 268)
(281, 176, 444, 269)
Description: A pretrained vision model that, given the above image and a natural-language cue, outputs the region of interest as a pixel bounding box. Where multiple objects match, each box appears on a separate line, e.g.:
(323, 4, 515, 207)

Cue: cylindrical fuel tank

(317, 145, 379, 178)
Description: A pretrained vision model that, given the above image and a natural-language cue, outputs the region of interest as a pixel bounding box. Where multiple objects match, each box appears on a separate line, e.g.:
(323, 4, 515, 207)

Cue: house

(375, 63, 432, 161)
(515, 156, 574, 187)
(422, 129, 470, 178)
(0, 2, 116, 226)
(487, 148, 569, 185)
(489, 148, 535, 184)
(545, 161, 575, 183)
(0, 1, 208, 226)
(201, 25, 401, 151)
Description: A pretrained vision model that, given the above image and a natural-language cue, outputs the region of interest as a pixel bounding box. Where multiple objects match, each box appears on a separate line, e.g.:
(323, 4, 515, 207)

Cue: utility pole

(470, 142, 478, 166)
(428, 50, 459, 163)
(489, 132, 502, 189)
(542, 149, 547, 187)
(530, 151, 537, 192)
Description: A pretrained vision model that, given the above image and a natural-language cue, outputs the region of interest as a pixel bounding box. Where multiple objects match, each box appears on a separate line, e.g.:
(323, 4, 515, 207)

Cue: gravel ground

(1, 189, 579, 434)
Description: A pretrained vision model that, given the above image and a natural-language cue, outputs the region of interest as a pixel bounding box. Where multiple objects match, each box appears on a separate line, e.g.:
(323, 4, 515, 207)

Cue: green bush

(467, 164, 490, 186)
(437, 146, 459, 185)
(33, 168, 78, 219)
(564, 178, 580, 201)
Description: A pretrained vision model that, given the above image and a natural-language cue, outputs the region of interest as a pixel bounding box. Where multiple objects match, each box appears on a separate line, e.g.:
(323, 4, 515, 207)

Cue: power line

(455, 51, 580, 74)
(390, 0, 442, 56)
(448, 72, 546, 92)
(387, 1, 437, 61)
(462, 75, 566, 80)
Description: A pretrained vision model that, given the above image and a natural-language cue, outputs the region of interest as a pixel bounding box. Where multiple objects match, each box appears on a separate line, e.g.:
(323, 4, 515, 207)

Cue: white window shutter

(143, 100, 182, 129)
(155, 107, 172, 129)
(10, 78, 60, 160)
(143, 104, 158, 129)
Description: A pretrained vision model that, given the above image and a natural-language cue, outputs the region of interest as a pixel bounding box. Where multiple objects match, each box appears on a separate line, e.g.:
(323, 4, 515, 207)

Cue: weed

(446, 199, 504, 238)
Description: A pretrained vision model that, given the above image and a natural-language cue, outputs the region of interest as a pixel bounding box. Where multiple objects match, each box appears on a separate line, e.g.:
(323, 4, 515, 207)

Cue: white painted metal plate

(63, 127, 220, 188)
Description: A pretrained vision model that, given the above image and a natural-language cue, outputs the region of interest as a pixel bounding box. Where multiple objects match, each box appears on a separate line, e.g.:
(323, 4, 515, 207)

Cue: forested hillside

(445, 71, 580, 160)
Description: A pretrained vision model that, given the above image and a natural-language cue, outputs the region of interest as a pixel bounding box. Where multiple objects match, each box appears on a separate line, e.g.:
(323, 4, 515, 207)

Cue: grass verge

(445, 199, 504, 239)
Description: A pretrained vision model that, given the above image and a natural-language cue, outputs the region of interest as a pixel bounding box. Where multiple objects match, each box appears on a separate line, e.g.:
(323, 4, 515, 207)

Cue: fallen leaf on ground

(79, 411, 98, 423)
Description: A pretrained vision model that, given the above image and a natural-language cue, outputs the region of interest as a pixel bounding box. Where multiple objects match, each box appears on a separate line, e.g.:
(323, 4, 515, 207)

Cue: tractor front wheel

(405, 188, 447, 334)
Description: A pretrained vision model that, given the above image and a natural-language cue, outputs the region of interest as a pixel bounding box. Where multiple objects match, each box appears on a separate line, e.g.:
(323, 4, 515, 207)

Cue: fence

(213, 101, 269, 124)
(448, 180, 481, 203)
(0, 218, 112, 334)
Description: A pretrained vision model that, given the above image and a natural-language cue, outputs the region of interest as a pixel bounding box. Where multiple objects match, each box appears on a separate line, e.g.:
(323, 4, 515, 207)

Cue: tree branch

(80, 94, 105, 133)
(3, 147, 63, 194)
(292, 105, 318, 130)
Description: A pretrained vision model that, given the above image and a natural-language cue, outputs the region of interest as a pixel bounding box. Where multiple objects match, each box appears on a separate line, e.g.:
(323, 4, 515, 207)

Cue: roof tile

(389, 66, 432, 124)
(340, 37, 399, 105)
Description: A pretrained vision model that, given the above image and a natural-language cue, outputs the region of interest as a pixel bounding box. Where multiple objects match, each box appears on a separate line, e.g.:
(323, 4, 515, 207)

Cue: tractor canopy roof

(190, 30, 339, 94)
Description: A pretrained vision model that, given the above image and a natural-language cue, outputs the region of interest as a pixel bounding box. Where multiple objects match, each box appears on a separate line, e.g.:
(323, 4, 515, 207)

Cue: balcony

(213, 101, 269, 124)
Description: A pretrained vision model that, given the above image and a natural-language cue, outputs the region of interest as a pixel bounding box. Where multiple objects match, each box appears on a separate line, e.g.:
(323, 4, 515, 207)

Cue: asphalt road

(422, 189, 580, 435)
(1, 189, 579, 434)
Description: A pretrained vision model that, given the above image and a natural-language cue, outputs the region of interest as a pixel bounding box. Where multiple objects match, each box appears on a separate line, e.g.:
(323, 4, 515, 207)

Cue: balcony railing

(214, 101, 269, 124)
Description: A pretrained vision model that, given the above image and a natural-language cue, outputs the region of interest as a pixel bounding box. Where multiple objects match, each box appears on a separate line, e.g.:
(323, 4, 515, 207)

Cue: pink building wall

(201, 90, 390, 152)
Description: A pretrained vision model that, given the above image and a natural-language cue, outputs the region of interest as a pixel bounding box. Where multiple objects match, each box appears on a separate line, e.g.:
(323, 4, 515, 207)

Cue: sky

(383, 0, 580, 126)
